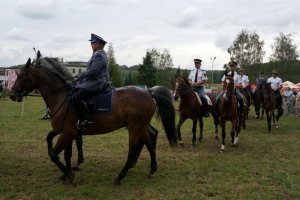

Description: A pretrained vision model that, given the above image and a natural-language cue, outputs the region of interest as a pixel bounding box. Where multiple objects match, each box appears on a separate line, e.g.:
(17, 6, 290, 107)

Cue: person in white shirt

(267, 70, 283, 108)
(236, 68, 249, 89)
(188, 58, 209, 117)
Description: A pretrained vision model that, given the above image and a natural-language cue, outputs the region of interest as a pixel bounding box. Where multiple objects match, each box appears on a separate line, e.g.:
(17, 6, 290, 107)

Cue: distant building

(63, 61, 87, 77)
(0, 59, 87, 90)
(4, 68, 20, 90)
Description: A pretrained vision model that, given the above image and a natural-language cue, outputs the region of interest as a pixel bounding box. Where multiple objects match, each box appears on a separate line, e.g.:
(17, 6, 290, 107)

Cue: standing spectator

(295, 91, 300, 117)
(283, 87, 293, 115)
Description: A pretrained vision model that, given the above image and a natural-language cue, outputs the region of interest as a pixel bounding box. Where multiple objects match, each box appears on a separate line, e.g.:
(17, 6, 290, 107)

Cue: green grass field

(1, 96, 300, 200)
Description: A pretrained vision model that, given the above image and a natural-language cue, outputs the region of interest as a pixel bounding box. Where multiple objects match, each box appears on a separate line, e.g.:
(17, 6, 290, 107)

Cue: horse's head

(174, 77, 191, 100)
(222, 71, 235, 101)
(261, 81, 272, 103)
(9, 58, 38, 102)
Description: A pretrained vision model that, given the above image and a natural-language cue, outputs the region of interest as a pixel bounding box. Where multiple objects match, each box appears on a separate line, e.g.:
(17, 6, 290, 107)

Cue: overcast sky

(0, 0, 299, 70)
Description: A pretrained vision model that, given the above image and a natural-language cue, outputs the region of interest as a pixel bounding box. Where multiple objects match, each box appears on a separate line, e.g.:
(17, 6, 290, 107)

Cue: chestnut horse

(174, 77, 219, 146)
(261, 81, 283, 132)
(10, 51, 177, 185)
(218, 71, 243, 152)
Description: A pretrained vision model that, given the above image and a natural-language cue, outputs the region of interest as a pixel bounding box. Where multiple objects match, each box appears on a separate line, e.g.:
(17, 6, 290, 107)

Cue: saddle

(69, 84, 114, 115)
(193, 92, 212, 106)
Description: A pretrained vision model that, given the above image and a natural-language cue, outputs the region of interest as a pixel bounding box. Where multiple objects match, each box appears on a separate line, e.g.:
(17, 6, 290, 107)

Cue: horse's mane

(39, 57, 74, 83)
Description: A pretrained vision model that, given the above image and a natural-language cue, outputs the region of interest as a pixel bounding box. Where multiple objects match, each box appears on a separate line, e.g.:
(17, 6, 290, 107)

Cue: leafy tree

(269, 32, 299, 62)
(175, 66, 182, 77)
(107, 43, 122, 87)
(138, 51, 156, 87)
(228, 29, 265, 67)
(147, 48, 174, 69)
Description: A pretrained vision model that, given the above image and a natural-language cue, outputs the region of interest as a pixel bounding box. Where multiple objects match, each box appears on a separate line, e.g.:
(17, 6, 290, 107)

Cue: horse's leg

(113, 127, 149, 186)
(176, 117, 186, 147)
(50, 133, 74, 182)
(233, 117, 241, 147)
(211, 110, 219, 139)
(129, 125, 157, 169)
(275, 107, 283, 129)
(64, 141, 75, 183)
(144, 130, 157, 178)
(198, 117, 204, 142)
(220, 119, 226, 152)
(192, 118, 197, 146)
(73, 134, 84, 170)
(261, 105, 265, 119)
(255, 102, 260, 119)
(46, 130, 58, 157)
(266, 110, 271, 132)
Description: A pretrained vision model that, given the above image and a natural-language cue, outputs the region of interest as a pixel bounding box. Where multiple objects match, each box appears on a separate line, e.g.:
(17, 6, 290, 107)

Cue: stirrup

(77, 119, 94, 129)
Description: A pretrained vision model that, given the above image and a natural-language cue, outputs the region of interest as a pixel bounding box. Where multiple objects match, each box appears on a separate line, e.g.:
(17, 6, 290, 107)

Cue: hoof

(113, 179, 121, 186)
(220, 145, 226, 153)
(67, 172, 75, 183)
(179, 141, 184, 147)
(232, 143, 239, 147)
(147, 174, 155, 179)
(58, 174, 67, 182)
(214, 135, 219, 140)
(219, 149, 226, 153)
(72, 165, 81, 171)
(276, 126, 279, 129)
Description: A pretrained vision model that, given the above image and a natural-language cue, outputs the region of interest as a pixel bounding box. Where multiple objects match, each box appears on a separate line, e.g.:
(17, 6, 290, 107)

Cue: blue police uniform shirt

(76, 50, 109, 92)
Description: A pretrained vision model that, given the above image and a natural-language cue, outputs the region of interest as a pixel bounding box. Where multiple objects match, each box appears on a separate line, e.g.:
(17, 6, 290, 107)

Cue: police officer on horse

(188, 58, 209, 117)
(73, 33, 110, 128)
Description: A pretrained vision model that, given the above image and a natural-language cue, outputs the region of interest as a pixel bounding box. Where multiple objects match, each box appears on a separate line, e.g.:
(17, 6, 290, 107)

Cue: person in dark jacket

(73, 33, 110, 128)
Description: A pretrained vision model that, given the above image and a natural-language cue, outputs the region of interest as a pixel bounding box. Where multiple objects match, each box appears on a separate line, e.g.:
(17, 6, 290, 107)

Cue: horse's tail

(148, 89, 178, 147)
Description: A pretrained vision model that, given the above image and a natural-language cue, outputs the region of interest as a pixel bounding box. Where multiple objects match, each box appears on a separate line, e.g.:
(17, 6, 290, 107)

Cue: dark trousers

(72, 88, 95, 121)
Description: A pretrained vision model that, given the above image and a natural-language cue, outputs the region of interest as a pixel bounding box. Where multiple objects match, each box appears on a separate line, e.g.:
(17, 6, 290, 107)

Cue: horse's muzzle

(10, 93, 24, 102)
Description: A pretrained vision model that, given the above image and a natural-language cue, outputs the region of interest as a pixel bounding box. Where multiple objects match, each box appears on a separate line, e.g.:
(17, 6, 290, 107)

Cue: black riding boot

(77, 100, 94, 129)
(201, 97, 210, 117)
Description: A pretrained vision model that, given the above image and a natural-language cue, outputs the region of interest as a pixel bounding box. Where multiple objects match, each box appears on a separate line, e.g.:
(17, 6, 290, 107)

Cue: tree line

(108, 30, 299, 89)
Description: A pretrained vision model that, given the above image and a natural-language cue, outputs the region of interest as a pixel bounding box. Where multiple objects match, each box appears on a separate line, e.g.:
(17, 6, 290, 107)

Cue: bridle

(11, 65, 75, 118)
(175, 79, 193, 97)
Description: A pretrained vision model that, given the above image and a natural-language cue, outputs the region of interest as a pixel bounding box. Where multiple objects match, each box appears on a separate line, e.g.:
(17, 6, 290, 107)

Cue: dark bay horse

(218, 72, 243, 152)
(261, 81, 283, 132)
(10, 52, 177, 185)
(252, 88, 265, 119)
(174, 77, 219, 146)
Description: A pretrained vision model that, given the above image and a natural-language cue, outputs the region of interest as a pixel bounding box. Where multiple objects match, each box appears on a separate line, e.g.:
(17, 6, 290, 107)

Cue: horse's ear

(37, 50, 42, 60)
(25, 58, 31, 69)
(224, 70, 228, 76)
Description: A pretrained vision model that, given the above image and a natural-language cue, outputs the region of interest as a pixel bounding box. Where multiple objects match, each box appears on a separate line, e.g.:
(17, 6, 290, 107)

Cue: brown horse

(252, 86, 265, 119)
(261, 81, 283, 132)
(174, 77, 219, 146)
(218, 71, 243, 152)
(9, 52, 177, 185)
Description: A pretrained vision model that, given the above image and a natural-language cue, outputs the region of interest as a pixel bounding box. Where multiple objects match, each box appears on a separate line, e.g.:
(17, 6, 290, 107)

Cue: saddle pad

(193, 92, 212, 106)
(92, 90, 114, 114)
